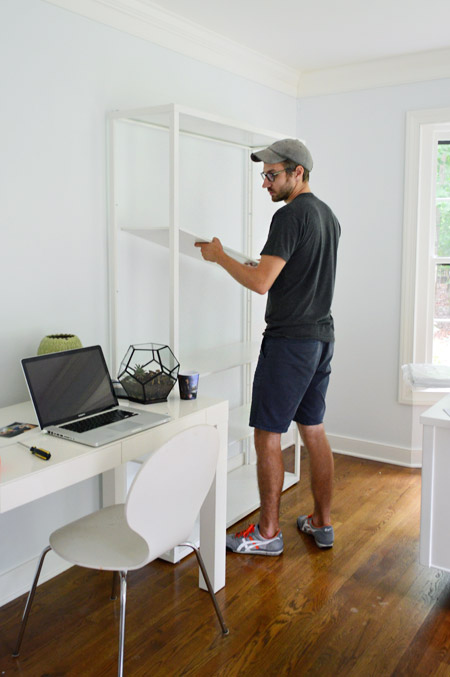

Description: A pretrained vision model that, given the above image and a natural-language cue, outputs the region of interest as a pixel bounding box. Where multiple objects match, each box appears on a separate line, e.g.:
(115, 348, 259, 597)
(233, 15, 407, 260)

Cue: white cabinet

(420, 394, 450, 572)
(107, 104, 300, 528)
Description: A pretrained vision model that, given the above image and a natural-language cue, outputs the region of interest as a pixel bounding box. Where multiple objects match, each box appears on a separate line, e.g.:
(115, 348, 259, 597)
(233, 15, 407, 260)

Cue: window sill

(400, 364, 450, 405)
(399, 384, 450, 406)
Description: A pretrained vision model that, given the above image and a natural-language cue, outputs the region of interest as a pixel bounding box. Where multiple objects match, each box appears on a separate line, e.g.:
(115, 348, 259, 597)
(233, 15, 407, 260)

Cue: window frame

(399, 107, 450, 405)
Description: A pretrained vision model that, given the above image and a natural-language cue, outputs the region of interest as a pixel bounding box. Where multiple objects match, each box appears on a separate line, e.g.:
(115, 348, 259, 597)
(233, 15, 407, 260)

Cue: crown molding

(42, 0, 300, 97)
(43, 0, 450, 98)
(298, 47, 450, 97)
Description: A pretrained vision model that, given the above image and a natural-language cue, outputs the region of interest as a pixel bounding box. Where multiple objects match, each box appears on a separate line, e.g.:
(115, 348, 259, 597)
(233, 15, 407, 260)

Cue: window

(434, 142, 450, 362)
(399, 108, 450, 404)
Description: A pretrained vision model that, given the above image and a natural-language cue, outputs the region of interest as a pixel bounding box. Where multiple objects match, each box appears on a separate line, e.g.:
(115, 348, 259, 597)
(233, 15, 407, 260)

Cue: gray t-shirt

(260, 192, 340, 341)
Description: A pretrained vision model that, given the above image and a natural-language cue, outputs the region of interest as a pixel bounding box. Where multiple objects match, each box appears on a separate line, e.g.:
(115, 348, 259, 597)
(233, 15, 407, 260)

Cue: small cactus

(132, 364, 147, 382)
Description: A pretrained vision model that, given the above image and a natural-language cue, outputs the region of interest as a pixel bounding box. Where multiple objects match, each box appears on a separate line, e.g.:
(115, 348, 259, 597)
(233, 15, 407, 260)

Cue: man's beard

(270, 185, 293, 202)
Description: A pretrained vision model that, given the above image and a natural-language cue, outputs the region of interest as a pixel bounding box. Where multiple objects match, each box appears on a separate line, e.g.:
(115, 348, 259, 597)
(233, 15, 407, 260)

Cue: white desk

(420, 393, 450, 573)
(0, 396, 228, 592)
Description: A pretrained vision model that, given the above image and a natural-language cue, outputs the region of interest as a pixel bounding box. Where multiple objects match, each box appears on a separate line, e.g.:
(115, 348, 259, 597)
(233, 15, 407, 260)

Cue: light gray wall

(0, 0, 296, 590)
(1, 0, 296, 409)
(297, 79, 450, 450)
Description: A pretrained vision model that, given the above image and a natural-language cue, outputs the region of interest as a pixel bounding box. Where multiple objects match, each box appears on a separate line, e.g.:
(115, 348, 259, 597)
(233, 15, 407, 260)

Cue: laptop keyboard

(61, 409, 136, 433)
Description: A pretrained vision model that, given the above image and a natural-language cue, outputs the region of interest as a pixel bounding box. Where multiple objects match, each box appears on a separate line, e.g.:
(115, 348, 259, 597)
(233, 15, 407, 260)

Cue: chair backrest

(125, 424, 220, 562)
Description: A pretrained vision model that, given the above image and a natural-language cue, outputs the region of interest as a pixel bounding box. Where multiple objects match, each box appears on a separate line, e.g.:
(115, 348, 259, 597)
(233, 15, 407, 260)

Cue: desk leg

(199, 420, 227, 593)
(102, 465, 128, 507)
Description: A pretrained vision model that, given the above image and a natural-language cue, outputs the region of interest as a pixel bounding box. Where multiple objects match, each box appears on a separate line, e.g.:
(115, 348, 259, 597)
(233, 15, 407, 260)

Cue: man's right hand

(195, 237, 224, 263)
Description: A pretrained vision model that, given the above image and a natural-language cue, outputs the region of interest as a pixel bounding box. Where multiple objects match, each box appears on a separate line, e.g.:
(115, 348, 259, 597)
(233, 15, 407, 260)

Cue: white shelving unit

(107, 103, 300, 532)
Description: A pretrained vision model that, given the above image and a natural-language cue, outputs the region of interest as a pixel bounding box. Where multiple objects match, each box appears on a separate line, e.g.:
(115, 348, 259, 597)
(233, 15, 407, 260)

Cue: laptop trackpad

(107, 421, 143, 433)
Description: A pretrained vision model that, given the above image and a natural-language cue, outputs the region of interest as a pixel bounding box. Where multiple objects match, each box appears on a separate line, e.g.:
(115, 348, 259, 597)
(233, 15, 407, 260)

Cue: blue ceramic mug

(178, 371, 199, 400)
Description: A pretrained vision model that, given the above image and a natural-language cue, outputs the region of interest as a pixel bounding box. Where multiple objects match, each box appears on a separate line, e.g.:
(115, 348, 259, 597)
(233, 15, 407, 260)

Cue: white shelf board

(229, 404, 252, 445)
(123, 226, 258, 265)
(110, 103, 286, 149)
(227, 463, 298, 527)
(180, 341, 260, 376)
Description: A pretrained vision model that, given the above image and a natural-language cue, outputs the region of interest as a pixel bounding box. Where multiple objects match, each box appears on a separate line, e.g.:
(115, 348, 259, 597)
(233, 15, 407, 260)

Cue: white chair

(13, 425, 228, 676)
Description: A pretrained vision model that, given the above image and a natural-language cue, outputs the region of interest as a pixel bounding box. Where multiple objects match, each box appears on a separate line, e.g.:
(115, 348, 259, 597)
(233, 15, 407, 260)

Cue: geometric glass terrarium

(118, 343, 180, 404)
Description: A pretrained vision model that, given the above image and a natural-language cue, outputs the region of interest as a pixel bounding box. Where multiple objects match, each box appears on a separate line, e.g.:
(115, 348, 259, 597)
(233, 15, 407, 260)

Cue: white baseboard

(328, 433, 422, 468)
(0, 549, 72, 608)
(227, 431, 421, 469)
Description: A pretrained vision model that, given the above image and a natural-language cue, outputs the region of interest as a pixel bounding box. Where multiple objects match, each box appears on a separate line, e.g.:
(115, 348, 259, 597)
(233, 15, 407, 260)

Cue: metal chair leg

(181, 542, 229, 635)
(12, 545, 52, 657)
(117, 571, 127, 677)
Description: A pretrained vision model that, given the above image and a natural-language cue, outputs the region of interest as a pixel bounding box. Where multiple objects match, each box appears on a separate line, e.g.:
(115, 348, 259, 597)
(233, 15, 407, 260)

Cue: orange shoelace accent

(235, 524, 256, 539)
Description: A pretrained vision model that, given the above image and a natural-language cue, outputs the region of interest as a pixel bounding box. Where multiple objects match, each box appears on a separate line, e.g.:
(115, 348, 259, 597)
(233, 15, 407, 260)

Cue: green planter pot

(37, 334, 83, 355)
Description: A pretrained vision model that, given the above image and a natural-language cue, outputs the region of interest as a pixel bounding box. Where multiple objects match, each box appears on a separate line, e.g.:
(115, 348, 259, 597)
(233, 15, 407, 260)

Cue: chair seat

(50, 504, 149, 571)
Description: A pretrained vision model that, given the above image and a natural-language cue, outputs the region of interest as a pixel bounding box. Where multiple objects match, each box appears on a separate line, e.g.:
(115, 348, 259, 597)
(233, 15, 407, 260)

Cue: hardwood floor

(1, 449, 450, 676)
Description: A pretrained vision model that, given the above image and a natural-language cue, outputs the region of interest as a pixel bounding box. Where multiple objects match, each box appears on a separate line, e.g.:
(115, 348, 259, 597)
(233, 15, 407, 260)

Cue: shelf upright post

(244, 149, 254, 465)
(106, 113, 118, 373)
(169, 106, 180, 357)
(245, 148, 254, 365)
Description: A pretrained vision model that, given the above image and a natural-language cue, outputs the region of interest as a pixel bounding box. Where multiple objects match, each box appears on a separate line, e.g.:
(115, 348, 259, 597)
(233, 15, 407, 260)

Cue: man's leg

(225, 428, 285, 555)
(298, 423, 333, 526)
(254, 428, 285, 538)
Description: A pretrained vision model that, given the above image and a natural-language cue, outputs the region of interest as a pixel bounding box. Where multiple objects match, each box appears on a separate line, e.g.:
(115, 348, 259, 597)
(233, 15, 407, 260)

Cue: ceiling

(44, 0, 450, 96)
(146, 0, 450, 73)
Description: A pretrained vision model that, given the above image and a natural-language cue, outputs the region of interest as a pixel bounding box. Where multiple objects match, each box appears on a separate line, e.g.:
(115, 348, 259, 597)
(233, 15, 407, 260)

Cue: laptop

(22, 345, 171, 447)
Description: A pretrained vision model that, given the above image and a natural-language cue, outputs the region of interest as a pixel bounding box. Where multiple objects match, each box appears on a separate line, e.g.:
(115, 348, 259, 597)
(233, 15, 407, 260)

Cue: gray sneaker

(297, 514, 334, 548)
(226, 523, 284, 556)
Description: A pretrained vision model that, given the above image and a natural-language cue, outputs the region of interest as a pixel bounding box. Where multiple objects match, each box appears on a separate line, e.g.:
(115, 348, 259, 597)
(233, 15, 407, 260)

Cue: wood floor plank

(1, 450, 450, 676)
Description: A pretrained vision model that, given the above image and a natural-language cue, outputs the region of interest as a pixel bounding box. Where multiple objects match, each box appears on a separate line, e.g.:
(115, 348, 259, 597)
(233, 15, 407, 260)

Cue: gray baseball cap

(250, 138, 313, 172)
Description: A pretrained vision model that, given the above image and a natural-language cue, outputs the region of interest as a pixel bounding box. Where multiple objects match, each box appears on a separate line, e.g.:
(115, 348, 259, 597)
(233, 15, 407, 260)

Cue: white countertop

(420, 393, 450, 427)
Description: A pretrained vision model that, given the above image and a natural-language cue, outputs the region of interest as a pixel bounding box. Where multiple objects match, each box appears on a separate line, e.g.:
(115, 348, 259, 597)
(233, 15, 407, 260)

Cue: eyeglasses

(260, 169, 288, 182)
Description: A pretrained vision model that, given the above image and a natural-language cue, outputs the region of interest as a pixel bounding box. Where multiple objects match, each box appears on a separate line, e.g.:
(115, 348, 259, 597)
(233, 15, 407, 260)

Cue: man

(195, 138, 340, 555)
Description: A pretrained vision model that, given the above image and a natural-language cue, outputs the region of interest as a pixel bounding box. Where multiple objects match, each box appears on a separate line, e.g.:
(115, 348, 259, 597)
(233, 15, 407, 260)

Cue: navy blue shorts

(249, 336, 334, 434)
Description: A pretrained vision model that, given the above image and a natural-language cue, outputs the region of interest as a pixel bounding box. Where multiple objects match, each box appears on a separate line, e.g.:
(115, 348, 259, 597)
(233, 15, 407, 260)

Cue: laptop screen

(22, 345, 118, 429)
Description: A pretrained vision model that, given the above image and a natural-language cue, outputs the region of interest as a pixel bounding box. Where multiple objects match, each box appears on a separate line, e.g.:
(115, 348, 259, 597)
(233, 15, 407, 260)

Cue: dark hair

(282, 160, 310, 183)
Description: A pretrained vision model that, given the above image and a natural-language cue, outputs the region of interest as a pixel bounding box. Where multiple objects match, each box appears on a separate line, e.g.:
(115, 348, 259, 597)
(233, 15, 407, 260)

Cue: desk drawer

(0, 443, 122, 513)
(121, 410, 207, 463)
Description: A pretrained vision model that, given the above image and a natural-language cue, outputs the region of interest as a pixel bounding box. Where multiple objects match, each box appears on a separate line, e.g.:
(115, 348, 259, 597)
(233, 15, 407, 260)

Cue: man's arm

(195, 237, 285, 295)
